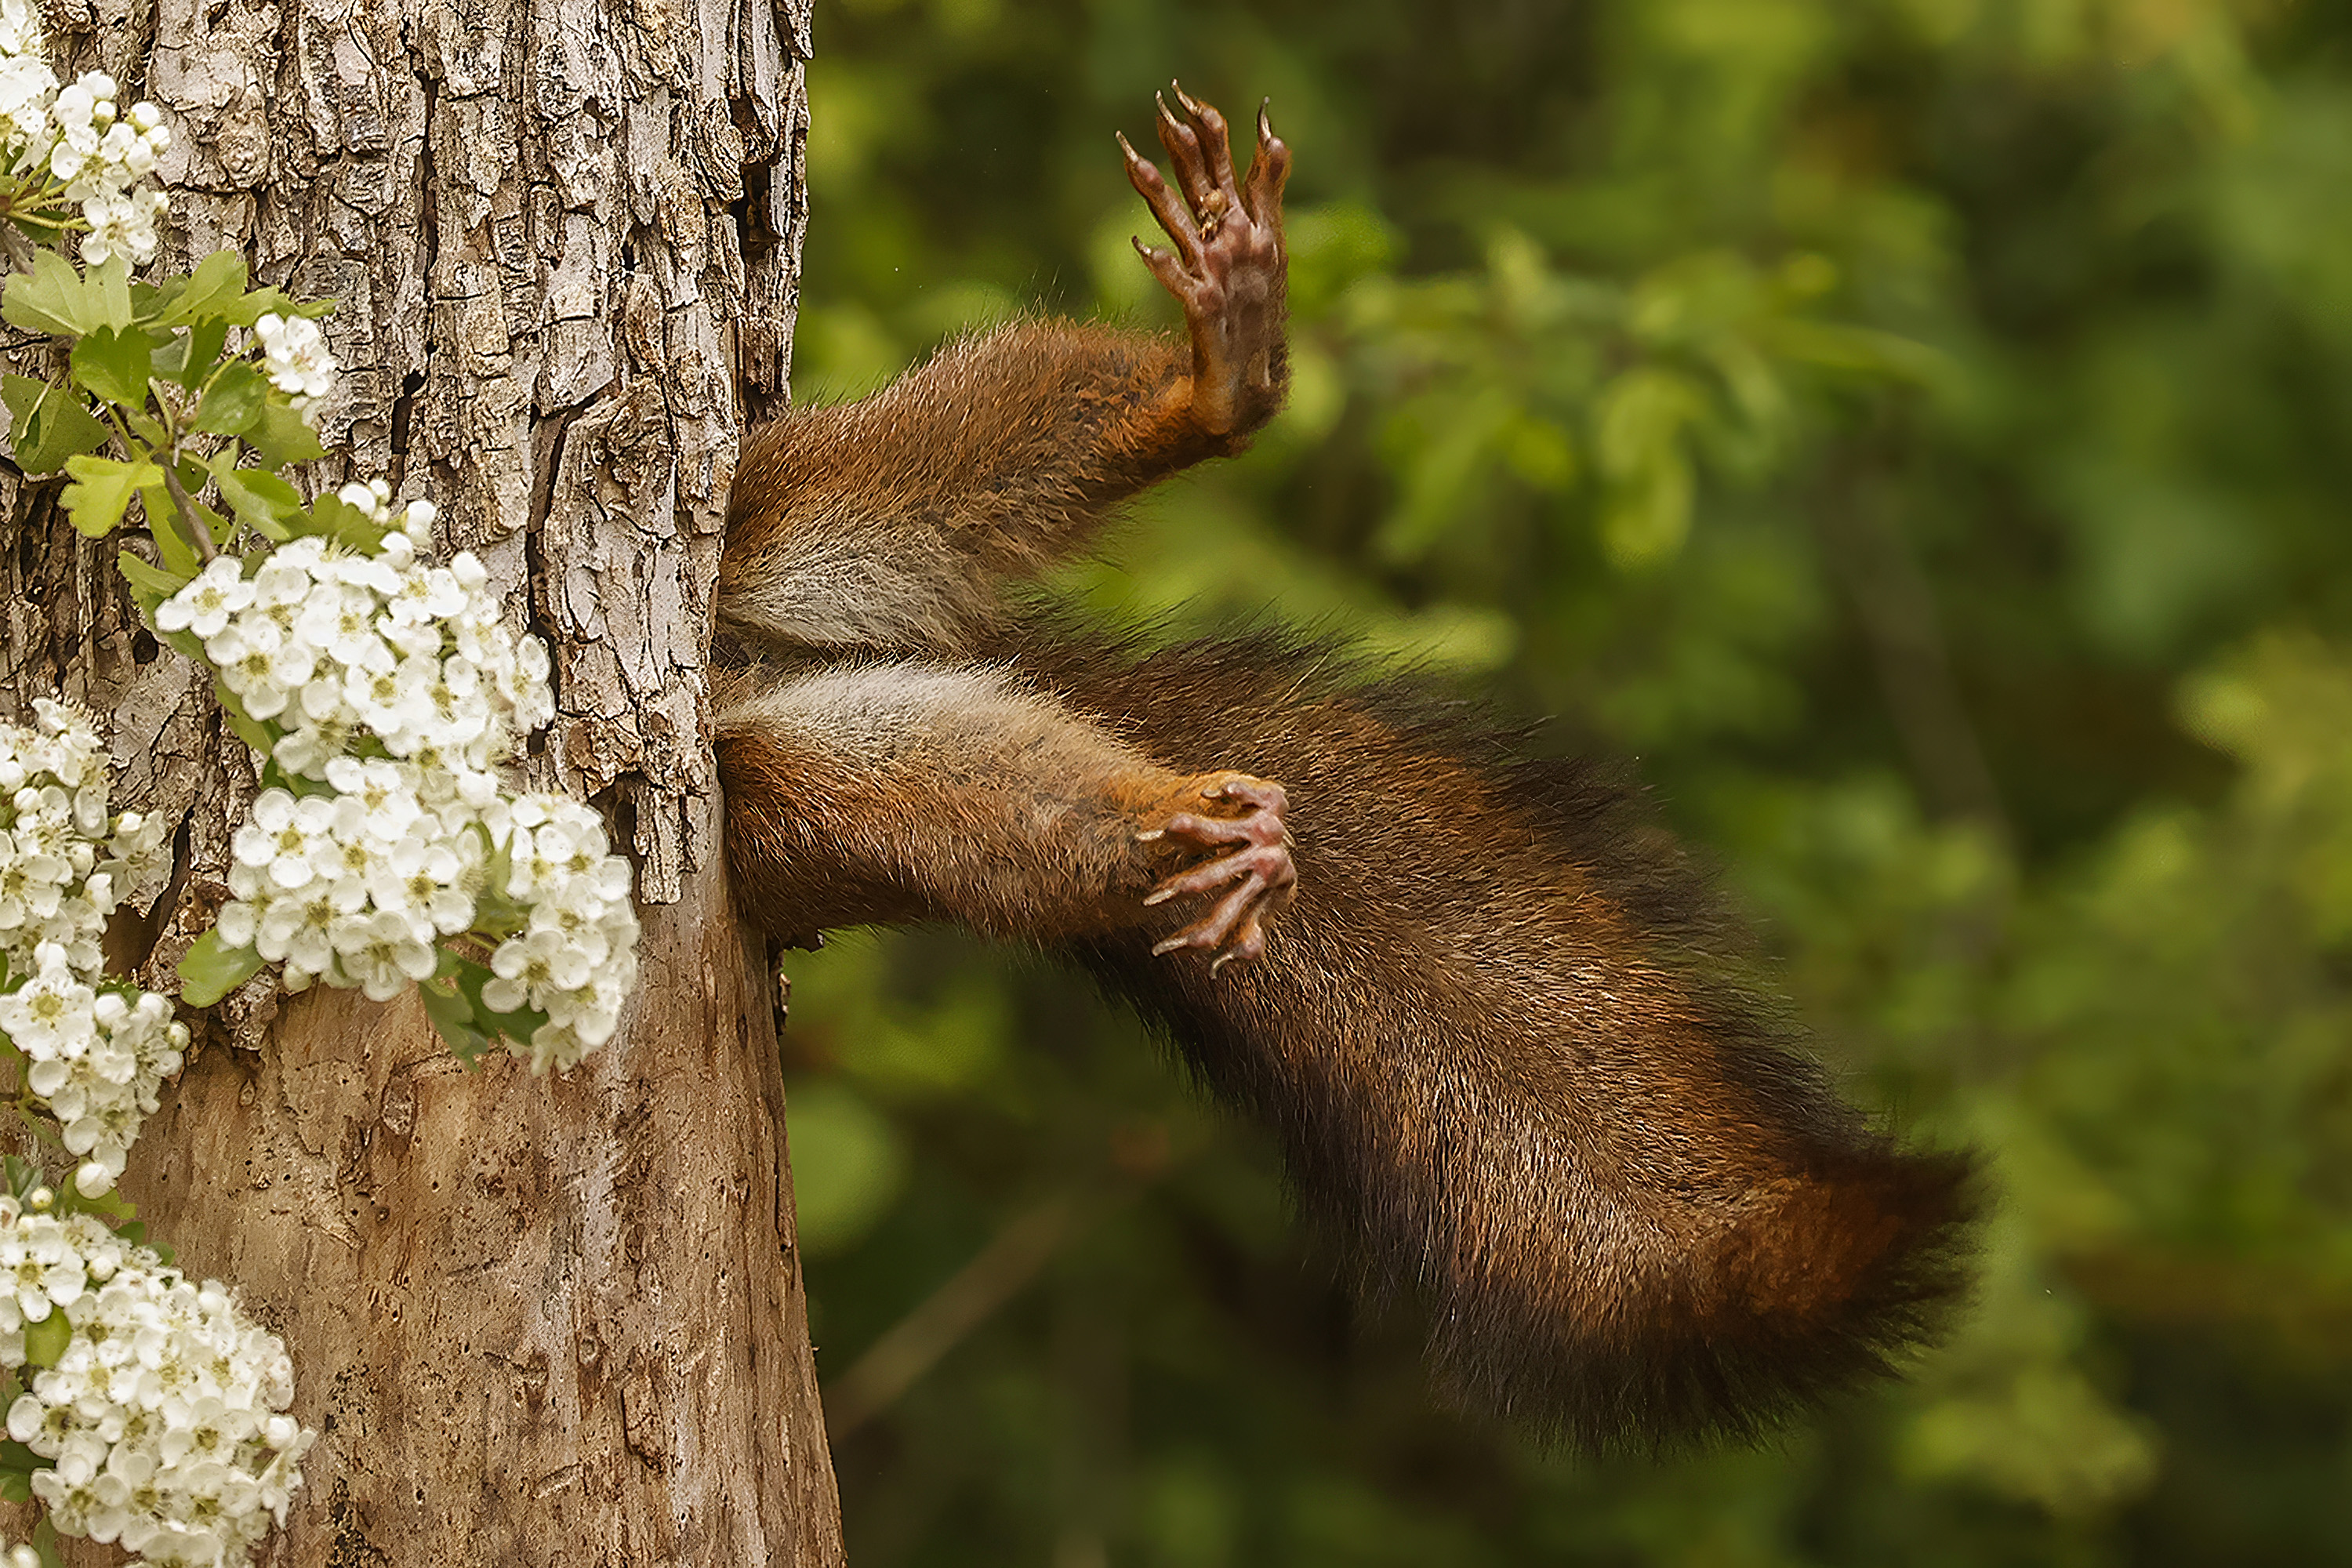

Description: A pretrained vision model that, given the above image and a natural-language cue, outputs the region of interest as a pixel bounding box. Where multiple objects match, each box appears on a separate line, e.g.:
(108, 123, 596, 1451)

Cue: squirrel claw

(1144, 772, 1295, 971)
(1122, 85, 1290, 441)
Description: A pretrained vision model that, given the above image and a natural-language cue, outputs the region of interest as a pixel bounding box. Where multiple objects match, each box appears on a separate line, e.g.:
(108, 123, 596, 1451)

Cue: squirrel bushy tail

(1022, 631, 1976, 1447)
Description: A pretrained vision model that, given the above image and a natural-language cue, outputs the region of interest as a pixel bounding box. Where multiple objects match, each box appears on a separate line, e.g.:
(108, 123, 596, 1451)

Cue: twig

(824, 1194, 1081, 1439)
(158, 452, 216, 563)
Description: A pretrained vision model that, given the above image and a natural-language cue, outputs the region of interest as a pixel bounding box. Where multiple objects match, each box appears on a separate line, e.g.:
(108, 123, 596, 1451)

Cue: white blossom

(0, 52, 55, 153)
(159, 522, 637, 1074)
(0, 943, 97, 1058)
(0, 708, 186, 1193)
(0, 25, 172, 267)
(0, 0, 46, 60)
(153, 557, 253, 641)
(253, 314, 335, 409)
(0, 1197, 313, 1568)
(478, 793, 640, 1072)
(44, 73, 107, 184)
(78, 184, 164, 266)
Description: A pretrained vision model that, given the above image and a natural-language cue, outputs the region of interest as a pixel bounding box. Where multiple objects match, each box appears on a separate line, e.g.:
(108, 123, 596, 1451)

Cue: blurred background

(775, 0, 2352, 1562)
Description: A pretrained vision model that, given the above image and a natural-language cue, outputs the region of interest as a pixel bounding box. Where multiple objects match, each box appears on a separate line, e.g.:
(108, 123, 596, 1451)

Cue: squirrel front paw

(1139, 772, 1296, 975)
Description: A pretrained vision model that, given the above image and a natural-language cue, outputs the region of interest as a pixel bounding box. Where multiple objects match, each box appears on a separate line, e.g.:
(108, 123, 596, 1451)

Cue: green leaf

(209, 459, 302, 540)
(433, 948, 552, 1062)
(154, 317, 229, 389)
(1, 1158, 37, 1200)
(60, 453, 160, 538)
(155, 626, 208, 666)
(420, 969, 495, 1066)
(0, 249, 100, 336)
(120, 405, 169, 448)
(30, 1517, 62, 1568)
(147, 488, 204, 579)
(193, 360, 267, 435)
(90, 254, 132, 333)
(112, 547, 190, 597)
(147, 249, 250, 328)
(472, 829, 531, 937)
(213, 682, 277, 757)
(1592, 365, 1704, 568)
(114, 547, 192, 616)
(0, 373, 45, 442)
(256, 757, 335, 797)
(301, 488, 392, 553)
(220, 285, 336, 329)
(52, 1171, 142, 1231)
(1, 375, 112, 476)
(69, 324, 158, 410)
(13, 394, 114, 474)
(245, 397, 328, 466)
(147, 459, 226, 555)
(20, 1310, 68, 1370)
(177, 927, 265, 1007)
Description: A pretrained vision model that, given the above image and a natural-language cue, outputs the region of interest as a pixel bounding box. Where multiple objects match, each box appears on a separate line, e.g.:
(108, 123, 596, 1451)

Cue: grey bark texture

(0, 0, 844, 1559)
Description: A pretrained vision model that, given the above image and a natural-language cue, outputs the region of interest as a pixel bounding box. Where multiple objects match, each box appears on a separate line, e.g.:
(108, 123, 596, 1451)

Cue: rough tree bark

(0, 0, 843, 1560)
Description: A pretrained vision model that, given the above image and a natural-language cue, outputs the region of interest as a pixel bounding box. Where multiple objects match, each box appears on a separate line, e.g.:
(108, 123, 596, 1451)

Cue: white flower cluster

(49, 78, 169, 267)
(0, 0, 49, 151)
(252, 314, 334, 418)
(161, 495, 634, 1072)
(478, 792, 640, 1071)
(0, 1193, 314, 1568)
(0, 4, 172, 267)
(0, 702, 183, 1198)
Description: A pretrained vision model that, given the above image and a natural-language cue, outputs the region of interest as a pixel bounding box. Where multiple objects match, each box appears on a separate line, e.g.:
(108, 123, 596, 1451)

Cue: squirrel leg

(713, 662, 1293, 967)
(717, 89, 1290, 655)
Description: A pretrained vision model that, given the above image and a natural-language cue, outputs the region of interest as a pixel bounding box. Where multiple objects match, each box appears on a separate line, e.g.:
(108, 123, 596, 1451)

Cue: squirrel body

(713, 90, 1973, 1448)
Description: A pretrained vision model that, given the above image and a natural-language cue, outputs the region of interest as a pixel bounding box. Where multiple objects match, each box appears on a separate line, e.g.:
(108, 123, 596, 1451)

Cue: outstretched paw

(1138, 772, 1296, 976)
(1116, 85, 1291, 443)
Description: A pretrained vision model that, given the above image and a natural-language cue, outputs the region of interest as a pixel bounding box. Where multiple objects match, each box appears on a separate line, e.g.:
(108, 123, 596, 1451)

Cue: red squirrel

(713, 86, 1974, 1449)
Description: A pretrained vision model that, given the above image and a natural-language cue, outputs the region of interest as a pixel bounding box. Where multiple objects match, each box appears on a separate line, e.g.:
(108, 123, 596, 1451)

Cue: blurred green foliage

(776, 0, 2352, 1560)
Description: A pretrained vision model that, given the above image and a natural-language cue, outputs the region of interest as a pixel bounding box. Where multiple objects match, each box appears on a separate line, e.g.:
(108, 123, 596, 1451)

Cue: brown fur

(720, 324, 1221, 654)
(709, 93, 1973, 1448)
(1019, 630, 1973, 1444)
(709, 348, 1976, 1446)
(713, 658, 1274, 946)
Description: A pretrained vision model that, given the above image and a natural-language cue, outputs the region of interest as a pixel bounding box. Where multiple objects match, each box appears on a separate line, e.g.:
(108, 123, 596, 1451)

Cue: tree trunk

(0, 0, 841, 1559)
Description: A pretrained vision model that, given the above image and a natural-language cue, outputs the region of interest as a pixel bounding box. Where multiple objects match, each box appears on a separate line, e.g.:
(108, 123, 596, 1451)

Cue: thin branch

(157, 448, 216, 564)
(824, 1194, 1082, 1439)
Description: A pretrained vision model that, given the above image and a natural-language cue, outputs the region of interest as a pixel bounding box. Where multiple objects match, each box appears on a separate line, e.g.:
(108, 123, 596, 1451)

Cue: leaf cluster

(0, 249, 326, 561)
